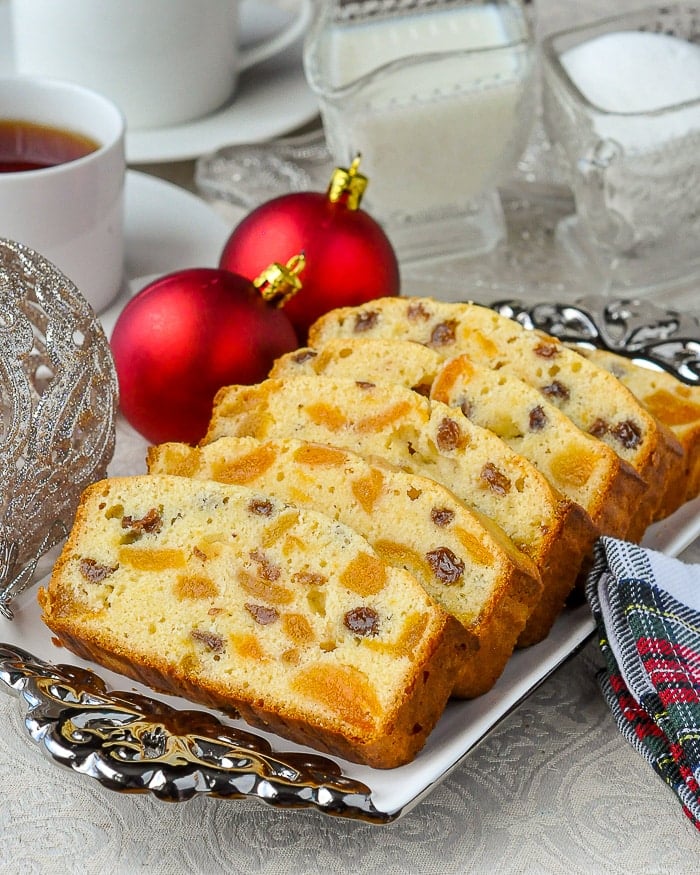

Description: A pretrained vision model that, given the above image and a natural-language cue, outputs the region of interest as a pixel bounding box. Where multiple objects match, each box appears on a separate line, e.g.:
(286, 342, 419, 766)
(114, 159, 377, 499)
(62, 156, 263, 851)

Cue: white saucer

(0, 0, 319, 164)
(99, 170, 232, 337)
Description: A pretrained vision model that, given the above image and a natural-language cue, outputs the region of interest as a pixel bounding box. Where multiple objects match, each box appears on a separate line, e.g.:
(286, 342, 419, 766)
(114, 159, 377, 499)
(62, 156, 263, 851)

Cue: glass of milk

(303, 0, 536, 262)
(542, 2, 700, 295)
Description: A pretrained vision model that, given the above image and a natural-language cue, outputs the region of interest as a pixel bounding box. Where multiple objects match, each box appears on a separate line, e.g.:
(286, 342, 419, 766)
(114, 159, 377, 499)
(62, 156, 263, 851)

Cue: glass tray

(195, 127, 700, 309)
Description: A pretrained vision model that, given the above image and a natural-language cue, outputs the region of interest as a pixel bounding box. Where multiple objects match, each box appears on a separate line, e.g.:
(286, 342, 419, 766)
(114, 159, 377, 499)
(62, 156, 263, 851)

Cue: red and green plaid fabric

(586, 537, 700, 831)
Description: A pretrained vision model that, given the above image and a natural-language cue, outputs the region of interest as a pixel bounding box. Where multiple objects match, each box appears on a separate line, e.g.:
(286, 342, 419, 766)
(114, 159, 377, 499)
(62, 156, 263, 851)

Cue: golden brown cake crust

(451, 557, 542, 695)
(515, 497, 595, 647)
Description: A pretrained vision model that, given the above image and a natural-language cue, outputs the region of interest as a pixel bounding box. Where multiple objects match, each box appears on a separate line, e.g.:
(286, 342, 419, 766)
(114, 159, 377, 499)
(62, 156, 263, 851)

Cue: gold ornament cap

(327, 155, 367, 210)
(254, 253, 306, 307)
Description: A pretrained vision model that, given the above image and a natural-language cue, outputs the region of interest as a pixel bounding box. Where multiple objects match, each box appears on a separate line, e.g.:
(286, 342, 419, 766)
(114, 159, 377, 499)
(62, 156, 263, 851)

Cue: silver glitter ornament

(0, 239, 117, 618)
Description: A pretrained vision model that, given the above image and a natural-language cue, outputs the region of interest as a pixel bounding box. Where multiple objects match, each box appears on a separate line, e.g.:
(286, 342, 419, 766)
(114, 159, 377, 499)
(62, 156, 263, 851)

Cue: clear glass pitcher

(303, 0, 537, 261)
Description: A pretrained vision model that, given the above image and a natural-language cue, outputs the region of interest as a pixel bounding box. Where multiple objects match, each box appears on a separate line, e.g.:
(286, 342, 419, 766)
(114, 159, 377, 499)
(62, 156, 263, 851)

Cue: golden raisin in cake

(572, 346, 700, 503)
(40, 474, 469, 768)
(148, 436, 542, 698)
(270, 337, 442, 397)
(431, 354, 646, 542)
(309, 296, 685, 529)
(205, 376, 597, 647)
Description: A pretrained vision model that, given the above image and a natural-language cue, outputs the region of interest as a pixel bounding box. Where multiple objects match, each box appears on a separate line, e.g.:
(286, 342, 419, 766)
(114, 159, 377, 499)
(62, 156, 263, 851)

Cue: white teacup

(10, 0, 314, 130)
(0, 76, 125, 313)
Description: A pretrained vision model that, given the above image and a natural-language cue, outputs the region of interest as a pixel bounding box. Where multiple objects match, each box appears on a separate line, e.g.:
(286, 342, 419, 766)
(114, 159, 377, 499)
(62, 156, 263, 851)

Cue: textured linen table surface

(3, 1, 700, 872)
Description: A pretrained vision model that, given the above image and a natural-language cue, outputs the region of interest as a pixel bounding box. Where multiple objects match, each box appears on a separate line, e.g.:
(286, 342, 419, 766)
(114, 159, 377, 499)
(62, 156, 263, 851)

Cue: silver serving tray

(1, 296, 699, 822)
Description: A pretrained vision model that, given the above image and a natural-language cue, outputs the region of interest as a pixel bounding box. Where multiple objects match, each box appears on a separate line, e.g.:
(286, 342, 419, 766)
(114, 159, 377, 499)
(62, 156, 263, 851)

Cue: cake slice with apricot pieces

(308, 297, 685, 530)
(39, 474, 468, 768)
(148, 435, 542, 697)
(204, 376, 596, 648)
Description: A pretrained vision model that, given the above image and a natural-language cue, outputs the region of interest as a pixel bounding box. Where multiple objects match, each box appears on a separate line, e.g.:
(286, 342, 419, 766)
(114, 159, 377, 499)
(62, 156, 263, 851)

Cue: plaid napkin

(586, 537, 700, 830)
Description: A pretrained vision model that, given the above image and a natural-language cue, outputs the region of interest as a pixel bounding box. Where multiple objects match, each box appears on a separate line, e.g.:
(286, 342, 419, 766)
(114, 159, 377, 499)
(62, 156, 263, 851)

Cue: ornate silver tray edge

(0, 615, 597, 824)
(491, 295, 700, 384)
(0, 642, 392, 823)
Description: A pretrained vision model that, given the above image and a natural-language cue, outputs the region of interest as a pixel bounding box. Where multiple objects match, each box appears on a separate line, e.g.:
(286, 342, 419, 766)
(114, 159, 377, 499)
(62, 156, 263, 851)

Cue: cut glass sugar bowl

(541, 2, 700, 294)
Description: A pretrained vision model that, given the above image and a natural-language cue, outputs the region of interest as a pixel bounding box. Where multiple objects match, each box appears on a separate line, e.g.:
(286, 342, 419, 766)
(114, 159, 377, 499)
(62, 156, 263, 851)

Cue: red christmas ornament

(110, 259, 302, 445)
(219, 156, 400, 340)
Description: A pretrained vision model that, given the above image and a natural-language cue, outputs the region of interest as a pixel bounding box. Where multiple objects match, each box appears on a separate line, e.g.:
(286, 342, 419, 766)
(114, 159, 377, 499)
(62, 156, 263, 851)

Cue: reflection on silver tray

(1, 299, 699, 822)
(492, 296, 700, 384)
